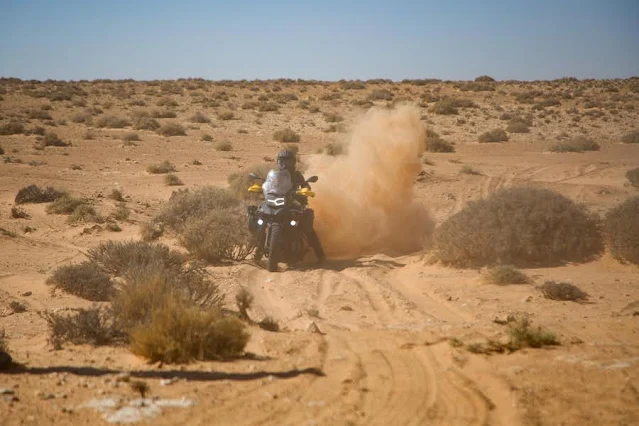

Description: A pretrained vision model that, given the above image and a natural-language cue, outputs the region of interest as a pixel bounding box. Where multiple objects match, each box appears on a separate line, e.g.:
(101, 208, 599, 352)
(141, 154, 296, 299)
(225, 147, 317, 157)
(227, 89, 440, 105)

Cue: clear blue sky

(1, 0, 637, 81)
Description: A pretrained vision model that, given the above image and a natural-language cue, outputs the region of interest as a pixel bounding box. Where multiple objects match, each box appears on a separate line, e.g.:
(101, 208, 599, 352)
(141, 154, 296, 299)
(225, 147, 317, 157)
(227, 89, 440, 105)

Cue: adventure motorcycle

(247, 170, 318, 272)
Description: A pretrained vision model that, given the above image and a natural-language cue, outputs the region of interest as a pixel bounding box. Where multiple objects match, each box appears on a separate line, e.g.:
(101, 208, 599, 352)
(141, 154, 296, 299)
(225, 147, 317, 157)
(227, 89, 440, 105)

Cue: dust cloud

(307, 104, 434, 258)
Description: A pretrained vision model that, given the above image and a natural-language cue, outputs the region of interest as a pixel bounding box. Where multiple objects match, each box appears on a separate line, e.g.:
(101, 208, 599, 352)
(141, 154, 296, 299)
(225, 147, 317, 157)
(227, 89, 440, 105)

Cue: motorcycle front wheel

(268, 222, 283, 272)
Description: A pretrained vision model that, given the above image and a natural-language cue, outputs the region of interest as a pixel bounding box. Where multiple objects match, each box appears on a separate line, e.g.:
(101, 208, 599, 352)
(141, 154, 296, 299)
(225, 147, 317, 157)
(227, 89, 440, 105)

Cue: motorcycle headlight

(257, 219, 264, 225)
(290, 220, 297, 226)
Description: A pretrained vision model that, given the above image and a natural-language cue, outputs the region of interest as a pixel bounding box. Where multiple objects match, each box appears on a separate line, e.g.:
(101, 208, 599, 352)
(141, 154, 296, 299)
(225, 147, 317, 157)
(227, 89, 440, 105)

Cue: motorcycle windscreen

(262, 169, 293, 197)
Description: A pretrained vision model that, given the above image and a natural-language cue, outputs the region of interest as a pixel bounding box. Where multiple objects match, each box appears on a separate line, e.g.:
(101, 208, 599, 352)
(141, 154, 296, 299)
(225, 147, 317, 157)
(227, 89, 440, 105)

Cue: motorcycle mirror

(306, 176, 319, 183)
(249, 172, 263, 180)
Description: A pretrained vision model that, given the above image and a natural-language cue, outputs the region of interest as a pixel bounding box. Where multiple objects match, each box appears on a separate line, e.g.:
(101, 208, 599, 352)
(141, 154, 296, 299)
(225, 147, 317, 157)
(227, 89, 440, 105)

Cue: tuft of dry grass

(460, 165, 481, 175)
(484, 265, 530, 285)
(605, 196, 639, 264)
(434, 187, 603, 267)
(47, 261, 115, 301)
(147, 160, 176, 174)
(539, 280, 588, 301)
(45, 193, 88, 215)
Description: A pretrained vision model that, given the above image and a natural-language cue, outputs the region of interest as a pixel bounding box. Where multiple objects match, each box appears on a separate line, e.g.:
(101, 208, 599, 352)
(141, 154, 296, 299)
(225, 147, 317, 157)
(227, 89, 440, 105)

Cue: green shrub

(273, 128, 300, 143)
(478, 128, 508, 143)
(47, 261, 115, 301)
(147, 160, 176, 174)
(626, 168, 639, 187)
(605, 196, 639, 264)
(549, 136, 599, 152)
(621, 130, 639, 143)
(157, 122, 186, 136)
(484, 265, 530, 285)
(434, 187, 603, 267)
(15, 185, 64, 204)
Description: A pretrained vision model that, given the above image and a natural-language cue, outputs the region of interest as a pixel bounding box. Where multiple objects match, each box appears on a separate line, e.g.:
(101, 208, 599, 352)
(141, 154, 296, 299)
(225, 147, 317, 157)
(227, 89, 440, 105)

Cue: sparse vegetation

(478, 128, 508, 143)
(47, 261, 115, 301)
(549, 135, 600, 152)
(218, 111, 235, 120)
(147, 160, 176, 174)
(15, 185, 65, 204)
(484, 265, 530, 285)
(539, 280, 588, 301)
(434, 187, 603, 267)
(273, 128, 300, 143)
(507, 317, 559, 348)
(605, 196, 639, 264)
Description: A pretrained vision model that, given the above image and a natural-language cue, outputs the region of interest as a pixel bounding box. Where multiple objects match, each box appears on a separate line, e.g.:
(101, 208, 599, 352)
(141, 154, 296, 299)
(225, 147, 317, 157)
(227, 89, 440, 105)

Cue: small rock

(21, 291, 32, 297)
(340, 305, 353, 311)
(160, 377, 178, 386)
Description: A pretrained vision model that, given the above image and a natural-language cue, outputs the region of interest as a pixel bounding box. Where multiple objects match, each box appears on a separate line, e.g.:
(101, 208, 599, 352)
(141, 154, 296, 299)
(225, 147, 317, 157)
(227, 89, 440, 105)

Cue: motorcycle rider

(276, 150, 326, 263)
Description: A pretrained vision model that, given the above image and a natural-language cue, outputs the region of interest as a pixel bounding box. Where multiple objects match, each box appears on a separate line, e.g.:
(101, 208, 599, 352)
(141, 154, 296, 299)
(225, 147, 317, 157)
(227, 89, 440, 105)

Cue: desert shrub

(10, 206, 29, 219)
(15, 185, 65, 204)
(434, 187, 603, 267)
(0, 121, 25, 135)
(9, 300, 27, 313)
(425, 134, 454, 152)
(431, 99, 458, 115)
(227, 163, 273, 200)
(549, 136, 600, 152)
(273, 128, 300, 143)
(460, 165, 481, 175)
(626, 168, 639, 187)
(95, 115, 130, 129)
(539, 280, 588, 301)
(484, 265, 529, 285)
(478, 128, 508, 143)
(367, 89, 394, 101)
(506, 119, 530, 133)
(147, 160, 176, 174)
(133, 116, 160, 131)
(507, 318, 559, 348)
(0, 146, 3, 155)
(129, 295, 249, 363)
(42, 307, 125, 349)
(165, 173, 184, 186)
(157, 97, 178, 107)
(324, 112, 344, 123)
(605, 196, 639, 264)
(258, 102, 279, 112)
(112, 203, 130, 221)
(475, 75, 495, 82)
(200, 133, 213, 142)
(621, 130, 639, 144)
(218, 111, 235, 120)
(258, 317, 280, 332)
(27, 109, 52, 120)
(235, 287, 254, 321)
(214, 141, 232, 151)
(67, 204, 99, 223)
(87, 240, 185, 276)
(532, 98, 561, 110)
(120, 132, 140, 142)
(157, 122, 186, 136)
(319, 142, 346, 156)
(46, 193, 88, 215)
(47, 261, 115, 301)
(190, 112, 210, 123)
(109, 188, 125, 201)
(154, 186, 240, 232)
(150, 109, 177, 119)
(41, 131, 68, 147)
(139, 221, 164, 241)
(180, 210, 254, 263)
(71, 112, 92, 124)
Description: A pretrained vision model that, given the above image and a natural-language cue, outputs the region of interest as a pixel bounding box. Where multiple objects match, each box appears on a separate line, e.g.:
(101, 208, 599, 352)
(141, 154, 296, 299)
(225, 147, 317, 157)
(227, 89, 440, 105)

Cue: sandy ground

(1, 78, 638, 425)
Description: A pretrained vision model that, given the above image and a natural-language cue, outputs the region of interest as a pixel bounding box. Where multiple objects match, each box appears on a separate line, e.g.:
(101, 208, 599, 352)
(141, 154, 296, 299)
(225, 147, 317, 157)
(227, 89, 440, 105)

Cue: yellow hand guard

(248, 184, 262, 193)
(296, 187, 315, 198)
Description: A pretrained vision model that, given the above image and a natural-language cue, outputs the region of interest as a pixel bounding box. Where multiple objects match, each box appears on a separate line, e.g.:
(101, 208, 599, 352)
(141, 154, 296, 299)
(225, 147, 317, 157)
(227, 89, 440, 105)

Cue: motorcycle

(247, 170, 318, 272)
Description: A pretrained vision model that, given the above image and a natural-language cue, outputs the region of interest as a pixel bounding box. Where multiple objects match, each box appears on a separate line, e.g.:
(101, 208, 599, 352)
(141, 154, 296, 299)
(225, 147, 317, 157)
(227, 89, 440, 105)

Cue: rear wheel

(268, 223, 283, 272)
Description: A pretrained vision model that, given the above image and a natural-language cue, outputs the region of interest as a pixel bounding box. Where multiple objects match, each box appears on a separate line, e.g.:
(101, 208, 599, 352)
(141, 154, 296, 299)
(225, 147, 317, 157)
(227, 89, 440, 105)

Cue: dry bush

(112, 202, 130, 221)
(154, 186, 240, 232)
(45, 193, 88, 214)
(190, 112, 210, 123)
(39, 131, 69, 147)
(319, 142, 346, 156)
(27, 109, 52, 120)
(67, 203, 100, 223)
(0, 145, 3, 155)
(165, 173, 184, 186)
(180, 210, 254, 263)
(11, 206, 30, 219)
(605, 196, 639, 264)
(157, 122, 186, 136)
(235, 287, 253, 321)
(367, 89, 393, 101)
(218, 111, 235, 120)
(475, 75, 495, 82)
(15, 184, 65, 204)
(156, 97, 178, 107)
(120, 132, 140, 142)
(150, 109, 177, 119)
(323, 112, 344, 123)
(425, 135, 455, 153)
(0, 121, 25, 135)
(227, 163, 273, 200)
(140, 221, 164, 241)
(129, 295, 249, 363)
(42, 307, 125, 349)
(460, 165, 481, 175)
(621, 130, 639, 144)
(147, 160, 176, 174)
(539, 280, 588, 301)
(478, 128, 508, 143)
(626, 168, 639, 187)
(434, 187, 603, 267)
(258, 102, 279, 112)
(132, 115, 161, 131)
(109, 188, 125, 201)
(95, 115, 130, 129)
(200, 133, 213, 142)
(273, 128, 300, 142)
(506, 119, 530, 133)
(47, 261, 115, 301)
(214, 141, 232, 151)
(484, 265, 530, 285)
(549, 136, 600, 152)
(258, 317, 280, 332)
(9, 300, 27, 313)
(87, 240, 186, 276)
(507, 317, 559, 348)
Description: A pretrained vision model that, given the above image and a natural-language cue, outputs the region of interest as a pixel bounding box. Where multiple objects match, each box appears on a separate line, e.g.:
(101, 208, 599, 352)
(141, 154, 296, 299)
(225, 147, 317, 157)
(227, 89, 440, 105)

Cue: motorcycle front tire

(268, 222, 283, 272)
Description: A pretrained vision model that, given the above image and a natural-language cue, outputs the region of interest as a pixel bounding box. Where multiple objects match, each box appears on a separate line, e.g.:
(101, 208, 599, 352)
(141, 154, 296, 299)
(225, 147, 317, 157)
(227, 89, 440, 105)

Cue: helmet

(277, 150, 296, 171)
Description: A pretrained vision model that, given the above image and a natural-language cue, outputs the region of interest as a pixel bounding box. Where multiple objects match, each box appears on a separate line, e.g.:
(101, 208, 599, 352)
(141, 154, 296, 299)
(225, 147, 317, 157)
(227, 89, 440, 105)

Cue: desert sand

(1, 77, 638, 425)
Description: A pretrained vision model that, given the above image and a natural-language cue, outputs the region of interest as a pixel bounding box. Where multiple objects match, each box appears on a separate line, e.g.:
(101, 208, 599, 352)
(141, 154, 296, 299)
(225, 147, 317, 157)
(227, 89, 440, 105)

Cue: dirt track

(1, 79, 638, 425)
